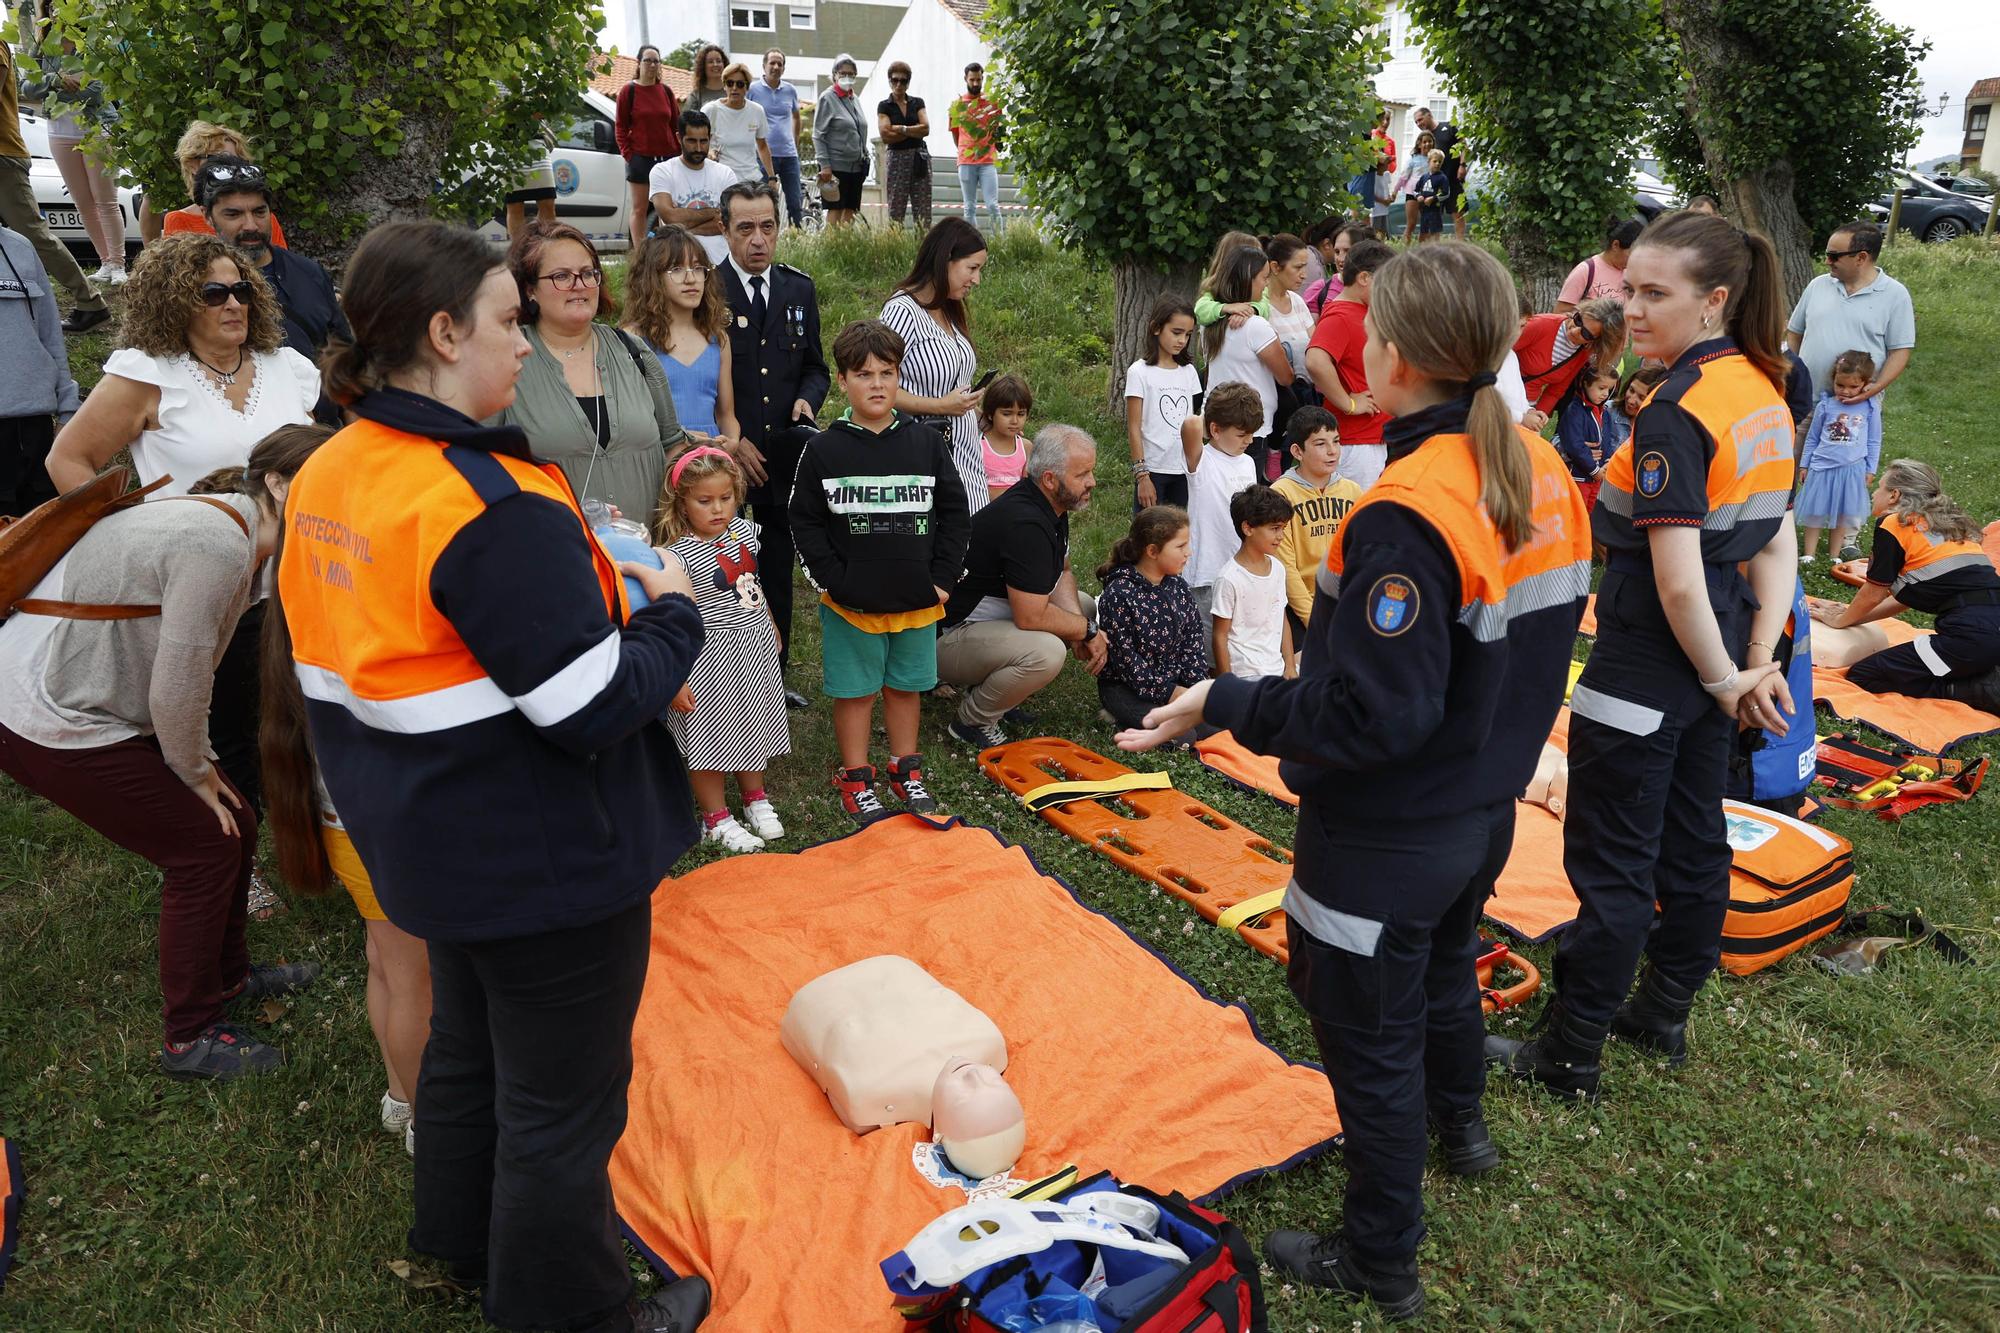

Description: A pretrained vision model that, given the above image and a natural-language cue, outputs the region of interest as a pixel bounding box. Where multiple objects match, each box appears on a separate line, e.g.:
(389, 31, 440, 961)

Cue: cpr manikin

(781, 956, 1016, 1144)
(931, 1057, 1026, 1179)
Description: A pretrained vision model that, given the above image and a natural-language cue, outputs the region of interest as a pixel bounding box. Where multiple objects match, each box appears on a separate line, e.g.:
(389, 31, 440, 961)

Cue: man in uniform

(717, 180, 829, 707)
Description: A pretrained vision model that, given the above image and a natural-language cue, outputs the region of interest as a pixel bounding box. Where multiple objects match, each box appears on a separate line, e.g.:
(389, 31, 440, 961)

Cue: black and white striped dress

(664, 518, 791, 773)
(880, 290, 987, 513)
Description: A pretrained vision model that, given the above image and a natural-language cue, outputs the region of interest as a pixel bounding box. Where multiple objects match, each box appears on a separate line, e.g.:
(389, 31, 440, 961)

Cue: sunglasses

(204, 162, 267, 186)
(889, 76, 909, 84)
(724, 80, 749, 89)
(1824, 248, 1864, 262)
(200, 280, 256, 307)
(537, 268, 604, 290)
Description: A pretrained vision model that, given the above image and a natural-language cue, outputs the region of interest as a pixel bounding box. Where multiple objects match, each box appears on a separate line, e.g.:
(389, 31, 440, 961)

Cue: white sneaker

(381, 1092, 413, 1134)
(701, 815, 765, 854)
(405, 1121, 416, 1157)
(87, 265, 126, 286)
(106, 266, 129, 286)
(741, 798, 785, 841)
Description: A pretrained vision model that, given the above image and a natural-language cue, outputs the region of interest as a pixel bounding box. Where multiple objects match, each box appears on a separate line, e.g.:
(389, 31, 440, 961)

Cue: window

(732, 4, 774, 31)
(789, 2, 815, 29)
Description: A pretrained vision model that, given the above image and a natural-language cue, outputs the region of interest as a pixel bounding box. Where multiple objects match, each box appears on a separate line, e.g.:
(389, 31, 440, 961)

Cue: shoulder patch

(773, 262, 814, 284)
(1636, 450, 1669, 499)
(1366, 573, 1420, 637)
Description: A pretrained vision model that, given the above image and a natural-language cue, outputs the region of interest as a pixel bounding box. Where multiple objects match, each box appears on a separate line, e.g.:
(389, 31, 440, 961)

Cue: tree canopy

(59, 0, 606, 261)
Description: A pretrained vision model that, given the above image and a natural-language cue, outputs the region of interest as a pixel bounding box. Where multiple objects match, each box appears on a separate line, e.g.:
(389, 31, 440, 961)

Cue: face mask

(836, 75, 855, 92)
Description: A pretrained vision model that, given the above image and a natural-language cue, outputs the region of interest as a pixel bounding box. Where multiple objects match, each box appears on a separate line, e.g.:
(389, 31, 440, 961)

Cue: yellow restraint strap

(1564, 658, 1584, 704)
(1216, 888, 1288, 933)
(1018, 771, 1172, 813)
(1009, 1164, 1080, 1202)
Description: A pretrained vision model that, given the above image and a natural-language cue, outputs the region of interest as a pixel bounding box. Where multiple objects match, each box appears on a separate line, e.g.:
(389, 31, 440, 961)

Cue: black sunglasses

(199, 280, 256, 308)
(724, 79, 749, 89)
(889, 75, 910, 84)
(1824, 248, 1864, 262)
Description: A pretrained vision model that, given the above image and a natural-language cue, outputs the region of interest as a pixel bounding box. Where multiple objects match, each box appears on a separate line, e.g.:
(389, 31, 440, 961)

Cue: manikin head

(931, 1058, 1025, 1179)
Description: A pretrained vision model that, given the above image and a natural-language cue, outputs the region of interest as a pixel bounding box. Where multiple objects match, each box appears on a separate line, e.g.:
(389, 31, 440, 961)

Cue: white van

(474, 91, 636, 252)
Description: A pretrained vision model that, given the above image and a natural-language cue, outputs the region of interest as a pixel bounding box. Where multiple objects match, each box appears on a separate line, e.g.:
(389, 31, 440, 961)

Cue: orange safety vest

(1324, 426, 1593, 640)
(1872, 512, 1993, 598)
(1598, 351, 1793, 553)
(279, 416, 627, 731)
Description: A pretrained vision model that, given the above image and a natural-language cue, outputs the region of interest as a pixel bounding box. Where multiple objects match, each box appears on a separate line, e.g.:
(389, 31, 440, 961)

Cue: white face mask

(835, 75, 855, 92)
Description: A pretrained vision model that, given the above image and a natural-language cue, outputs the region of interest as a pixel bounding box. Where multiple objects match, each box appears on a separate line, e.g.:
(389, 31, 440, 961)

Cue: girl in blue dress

(623, 224, 740, 445)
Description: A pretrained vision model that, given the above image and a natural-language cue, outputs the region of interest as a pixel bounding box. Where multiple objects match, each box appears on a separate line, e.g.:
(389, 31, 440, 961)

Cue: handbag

(822, 174, 842, 205)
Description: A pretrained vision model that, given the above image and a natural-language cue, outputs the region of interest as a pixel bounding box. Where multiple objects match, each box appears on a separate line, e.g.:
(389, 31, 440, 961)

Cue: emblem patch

(1367, 574, 1419, 636)
(1636, 450, 1669, 498)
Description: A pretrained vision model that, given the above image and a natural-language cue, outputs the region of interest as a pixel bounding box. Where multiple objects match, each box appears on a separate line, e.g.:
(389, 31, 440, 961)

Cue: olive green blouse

(495, 324, 686, 531)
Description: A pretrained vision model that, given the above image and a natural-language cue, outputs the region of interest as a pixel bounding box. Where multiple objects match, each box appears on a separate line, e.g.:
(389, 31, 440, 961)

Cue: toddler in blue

(1796, 349, 1882, 563)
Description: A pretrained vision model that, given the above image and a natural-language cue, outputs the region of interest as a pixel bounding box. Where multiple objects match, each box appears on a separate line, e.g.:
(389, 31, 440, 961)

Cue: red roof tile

(939, 0, 989, 32)
(1969, 77, 2000, 102)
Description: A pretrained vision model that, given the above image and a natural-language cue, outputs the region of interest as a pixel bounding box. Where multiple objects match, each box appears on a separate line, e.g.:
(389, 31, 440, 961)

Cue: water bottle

(587, 507, 663, 610)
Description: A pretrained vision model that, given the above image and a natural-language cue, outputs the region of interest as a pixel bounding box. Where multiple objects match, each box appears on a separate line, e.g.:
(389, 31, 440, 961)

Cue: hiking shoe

(1429, 1105, 1500, 1176)
(61, 305, 111, 335)
(227, 960, 322, 1003)
(833, 765, 888, 825)
(634, 1274, 713, 1332)
(1486, 1001, 1609, 1101)
(741, 798, 785, 841)
(381, 1092, 413, 1135)
(948, 718, 1008, 751)
(701, 815, 765, 854)
(1610, 966, 1698, 1066)
(160, 1023, 284, 1081)
(887, 754, 940, 814)
(1262, 1231, 1424, 1322)
(1837, 542, 1864, 562)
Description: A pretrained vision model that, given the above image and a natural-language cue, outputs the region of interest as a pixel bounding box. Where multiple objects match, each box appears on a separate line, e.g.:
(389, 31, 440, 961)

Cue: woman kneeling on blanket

(1120, 242, 1591, 1323)
(1809, 459, 2000, 714)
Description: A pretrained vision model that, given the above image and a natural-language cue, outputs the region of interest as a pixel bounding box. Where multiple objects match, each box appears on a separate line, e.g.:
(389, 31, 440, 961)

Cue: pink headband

(670, 445, 733, 490)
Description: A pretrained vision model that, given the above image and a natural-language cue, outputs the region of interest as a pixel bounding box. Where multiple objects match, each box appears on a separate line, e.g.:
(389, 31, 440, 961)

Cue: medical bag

(1718, 800, 1855, 975)
(883, 1173, 1265, 1332)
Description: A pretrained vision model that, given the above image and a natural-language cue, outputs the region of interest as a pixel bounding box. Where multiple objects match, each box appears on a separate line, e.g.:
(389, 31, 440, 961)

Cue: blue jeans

(958, 162, 1000, 230)
(770, 155, 804, 227)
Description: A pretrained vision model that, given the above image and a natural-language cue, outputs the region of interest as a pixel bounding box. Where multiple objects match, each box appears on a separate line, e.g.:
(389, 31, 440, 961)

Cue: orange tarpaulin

(1813, 617, 2000, 754)
(609, 817, 1341, 1332)
(1, 1136, 19, 1290)
(1195, 718, 1584, 942)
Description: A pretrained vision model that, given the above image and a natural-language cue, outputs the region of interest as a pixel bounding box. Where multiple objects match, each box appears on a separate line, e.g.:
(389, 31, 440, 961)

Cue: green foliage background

(1648, 0, 1928, 246)
(55, 0, 608, 255)
(1405, 0, 1670, 285)
(987, 0, 1384, 269)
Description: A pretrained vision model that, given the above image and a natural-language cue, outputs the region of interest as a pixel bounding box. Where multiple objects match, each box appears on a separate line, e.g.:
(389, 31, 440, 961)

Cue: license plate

(42, 208, 81, 229)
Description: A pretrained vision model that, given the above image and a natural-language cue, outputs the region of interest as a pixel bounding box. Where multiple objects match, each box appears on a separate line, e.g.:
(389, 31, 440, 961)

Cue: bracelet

(1132, 462, 1149, 475)
(1747, 639, 1776, 656)
(1699, 666, 1740, 696)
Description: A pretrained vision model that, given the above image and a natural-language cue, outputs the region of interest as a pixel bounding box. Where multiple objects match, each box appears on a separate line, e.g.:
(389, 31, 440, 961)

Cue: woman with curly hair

(46, 234, 319, 915)
(492, 221, 686, 529)
(622, 224, 741, 449)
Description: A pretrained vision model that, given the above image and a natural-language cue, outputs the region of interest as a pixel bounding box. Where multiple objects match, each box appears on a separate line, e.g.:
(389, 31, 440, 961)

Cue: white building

(1372, 2, 1457, 158)
(852, 0, 993, 157)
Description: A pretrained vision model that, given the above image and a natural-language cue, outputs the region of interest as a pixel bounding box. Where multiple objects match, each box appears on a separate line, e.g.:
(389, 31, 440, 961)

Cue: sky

(1874, 0, 1995, 165)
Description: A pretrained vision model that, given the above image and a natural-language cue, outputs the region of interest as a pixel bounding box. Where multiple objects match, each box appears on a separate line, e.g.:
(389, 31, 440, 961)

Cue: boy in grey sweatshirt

(0, 224, 81, 514)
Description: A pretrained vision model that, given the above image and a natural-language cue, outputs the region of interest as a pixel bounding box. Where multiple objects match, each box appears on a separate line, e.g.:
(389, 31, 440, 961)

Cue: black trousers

(411, 899, 654, 1333)
(1847, 604, 2000, 697)
(210, 603, 265, 811)
(1134, 472, 1190, 514)
(0, 414, 57, 518)
(1555, 566, 1749, 1026)
(1286, 799, 1514, 1267)
(748, 425, 811, 677)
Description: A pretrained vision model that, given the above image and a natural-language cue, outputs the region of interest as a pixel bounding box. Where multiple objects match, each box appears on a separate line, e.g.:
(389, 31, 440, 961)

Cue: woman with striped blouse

(879, 217, 990, 511)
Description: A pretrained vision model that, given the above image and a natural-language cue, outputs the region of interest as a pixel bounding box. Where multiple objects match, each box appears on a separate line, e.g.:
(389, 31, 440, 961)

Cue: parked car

(1867, 170, 1992, 242)
(473, 91, 635, 252)
(17, 110, 144, 259)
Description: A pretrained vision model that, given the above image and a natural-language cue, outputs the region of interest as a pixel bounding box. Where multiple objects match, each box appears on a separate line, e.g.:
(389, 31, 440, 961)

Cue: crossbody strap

(12, 494, 252, 621)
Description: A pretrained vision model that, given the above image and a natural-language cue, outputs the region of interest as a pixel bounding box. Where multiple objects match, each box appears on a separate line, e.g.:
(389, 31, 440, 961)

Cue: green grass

(5, 230, 2000, 1329)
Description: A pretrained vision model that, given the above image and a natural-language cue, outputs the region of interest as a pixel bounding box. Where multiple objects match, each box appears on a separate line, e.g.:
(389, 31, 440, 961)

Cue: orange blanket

(1195, 720, 1583, 941)
(1813, 618, 2000, 753)
(1, 1136, 18, 1290)
(609, 817, 1341, 1331)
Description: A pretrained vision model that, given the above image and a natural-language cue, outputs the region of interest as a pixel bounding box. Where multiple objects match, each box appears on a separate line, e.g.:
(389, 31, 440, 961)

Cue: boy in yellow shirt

(1271, 406, 1361, 659)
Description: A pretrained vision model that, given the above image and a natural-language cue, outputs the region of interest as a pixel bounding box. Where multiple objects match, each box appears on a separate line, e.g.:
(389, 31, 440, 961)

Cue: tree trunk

(1662, 0, 1817, 306)
(1110, 256, 1202, 415)
(1502, 229, 1568, 313)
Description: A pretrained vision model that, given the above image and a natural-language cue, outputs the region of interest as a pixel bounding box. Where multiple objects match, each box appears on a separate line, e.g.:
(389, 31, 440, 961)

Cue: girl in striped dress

(655, 444, 791, 852)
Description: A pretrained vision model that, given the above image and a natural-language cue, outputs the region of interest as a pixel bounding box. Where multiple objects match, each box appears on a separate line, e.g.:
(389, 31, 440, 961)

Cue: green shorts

(818, 604, 940, 698)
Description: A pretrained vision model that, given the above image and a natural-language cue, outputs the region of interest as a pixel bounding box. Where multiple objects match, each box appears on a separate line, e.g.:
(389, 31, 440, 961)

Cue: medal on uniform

(737, 315, 749, 328)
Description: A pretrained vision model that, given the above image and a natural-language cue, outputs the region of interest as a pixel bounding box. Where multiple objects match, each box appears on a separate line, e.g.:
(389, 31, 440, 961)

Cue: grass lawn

(3, 228, 1998, 1329)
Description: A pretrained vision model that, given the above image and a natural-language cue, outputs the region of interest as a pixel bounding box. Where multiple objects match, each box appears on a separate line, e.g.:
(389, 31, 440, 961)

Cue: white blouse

(103, 346, 320, 496)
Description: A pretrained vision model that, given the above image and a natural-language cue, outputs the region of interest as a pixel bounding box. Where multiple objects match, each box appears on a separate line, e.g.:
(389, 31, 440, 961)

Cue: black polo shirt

(261, 246, 349, 358)
(942, 477, 1069, 629)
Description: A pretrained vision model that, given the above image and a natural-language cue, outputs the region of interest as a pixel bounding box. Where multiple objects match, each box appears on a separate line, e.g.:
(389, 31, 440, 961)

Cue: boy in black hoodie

(791, 320, 971, 822)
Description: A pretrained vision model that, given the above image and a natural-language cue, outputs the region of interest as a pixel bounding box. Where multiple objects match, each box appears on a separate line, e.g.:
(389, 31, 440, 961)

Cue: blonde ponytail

(1367, 242, 1535, 549)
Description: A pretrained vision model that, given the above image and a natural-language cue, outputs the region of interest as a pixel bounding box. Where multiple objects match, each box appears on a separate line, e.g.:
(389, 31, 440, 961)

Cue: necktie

(750, 275, 767, 326)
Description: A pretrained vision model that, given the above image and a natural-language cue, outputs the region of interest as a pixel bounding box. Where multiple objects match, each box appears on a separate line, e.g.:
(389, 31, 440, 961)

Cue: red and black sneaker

(886, 754, 941, 814)
(832, 765, 888, 825)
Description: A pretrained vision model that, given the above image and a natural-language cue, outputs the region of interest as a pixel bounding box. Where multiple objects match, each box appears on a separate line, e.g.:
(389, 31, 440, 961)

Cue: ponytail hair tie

(669, 444, 734, 489)
(1466, 371, 1498, 391)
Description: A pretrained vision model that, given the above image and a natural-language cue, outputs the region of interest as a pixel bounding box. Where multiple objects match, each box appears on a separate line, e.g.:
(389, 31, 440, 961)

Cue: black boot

(1943, 668, 2000, 715)
(633, 1274, 712, 1332)
(1484, 1001, 1608, 1100)
(1609, 965, 1697, 1066)
(1428, 1105, 1500, 1176)
(1263, 1230, 1424, 1322)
